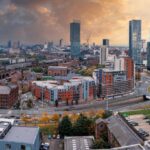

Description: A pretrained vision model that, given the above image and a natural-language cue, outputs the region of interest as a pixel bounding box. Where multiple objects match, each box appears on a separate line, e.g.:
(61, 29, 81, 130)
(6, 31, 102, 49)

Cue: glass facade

(129, 20, 142, 65)
(70, 21, 80, 58)
(147, 42, 150, 70)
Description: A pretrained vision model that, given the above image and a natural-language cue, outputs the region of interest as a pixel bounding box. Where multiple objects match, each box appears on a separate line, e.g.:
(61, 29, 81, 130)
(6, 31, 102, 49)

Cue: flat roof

(64, 136, 94, 150)
(103, 68, 126, 73)
(0, 118, 15, 125)
(48, 66, 68, 69)
(111, 144, 145, 150)
(1, 126, 39, 144)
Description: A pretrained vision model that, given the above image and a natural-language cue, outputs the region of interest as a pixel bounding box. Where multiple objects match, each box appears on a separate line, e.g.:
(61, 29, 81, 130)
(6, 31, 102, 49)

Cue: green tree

(27, 99, 33, 108)
(58, 116, 72, 138)
(91, 138, 110, 149)
(73, 114, 93, 136)
(32, 67, 43, 73)
(102, 111, 112, 119)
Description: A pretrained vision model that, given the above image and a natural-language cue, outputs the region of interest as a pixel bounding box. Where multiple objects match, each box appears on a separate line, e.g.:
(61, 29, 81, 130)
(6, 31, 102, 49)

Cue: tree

(91, 138, 110, 149)
(73, 114, 93, 136)
(51, 114, 60, 122)
(102, 111, 112, 119)
(70, 113, 79, 123)
(27, 99, 33, 108)
(39, 112, 50, 124)
(21, 115, 31, 126)
(32, 67, 43, 73)
(58, 116, 72, 138)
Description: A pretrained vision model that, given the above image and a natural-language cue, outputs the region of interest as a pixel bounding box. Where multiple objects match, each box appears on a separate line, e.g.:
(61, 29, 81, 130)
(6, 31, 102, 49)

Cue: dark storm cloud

(0, 0, 126, 44)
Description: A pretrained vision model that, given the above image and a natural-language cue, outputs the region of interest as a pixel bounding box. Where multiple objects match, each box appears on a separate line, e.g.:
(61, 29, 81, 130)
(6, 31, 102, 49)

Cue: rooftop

(0, 84, 17, 95)
(32, 76, 94, 90)
(48, 66, 68, 70)
(64, 136, 94, 150)
(1, 126, 39, 144)
(111, 144, 145, 150)
(106, 114, 143, 146)
(102, 68, 126, 73)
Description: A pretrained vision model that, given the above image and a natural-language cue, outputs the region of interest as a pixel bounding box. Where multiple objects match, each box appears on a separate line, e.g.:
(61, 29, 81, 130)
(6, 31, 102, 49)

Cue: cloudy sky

(0, 0, 150, 45)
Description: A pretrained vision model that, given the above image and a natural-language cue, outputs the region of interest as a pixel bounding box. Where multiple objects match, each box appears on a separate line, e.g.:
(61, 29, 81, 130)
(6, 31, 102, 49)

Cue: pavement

(0, 70, 149, 117)
(49, 139, 63, 150)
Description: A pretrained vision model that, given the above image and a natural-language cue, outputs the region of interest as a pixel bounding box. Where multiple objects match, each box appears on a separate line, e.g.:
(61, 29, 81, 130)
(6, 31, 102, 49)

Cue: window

(5, 144, 11, 150)
(26, 146, 32, 150)
(21, 145, 26, 150)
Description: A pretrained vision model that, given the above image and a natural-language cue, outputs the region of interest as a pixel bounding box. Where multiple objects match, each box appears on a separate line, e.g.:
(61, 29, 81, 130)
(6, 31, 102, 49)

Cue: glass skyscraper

(70, 21, 80, 58)
(129, 20, 142, 65)
(147, 42, 150, 70)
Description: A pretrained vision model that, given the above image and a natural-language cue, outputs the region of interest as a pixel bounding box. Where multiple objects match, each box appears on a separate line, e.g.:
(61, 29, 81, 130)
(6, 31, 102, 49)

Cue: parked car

(57, 134, 60, 139)
(48, 134, 51, 140)
(40, 143, 50, 150)
(138, 128, 149, 138)
(127, 120, 138, 126)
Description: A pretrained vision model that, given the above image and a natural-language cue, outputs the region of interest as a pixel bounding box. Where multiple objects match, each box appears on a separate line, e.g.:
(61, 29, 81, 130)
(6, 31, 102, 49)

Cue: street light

(42, 86, 44, 108)
(106, 96, 108, 111)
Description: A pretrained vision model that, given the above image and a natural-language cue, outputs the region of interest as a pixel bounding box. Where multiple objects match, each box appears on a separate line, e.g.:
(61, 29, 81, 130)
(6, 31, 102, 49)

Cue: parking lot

(126, 114, 150, 140)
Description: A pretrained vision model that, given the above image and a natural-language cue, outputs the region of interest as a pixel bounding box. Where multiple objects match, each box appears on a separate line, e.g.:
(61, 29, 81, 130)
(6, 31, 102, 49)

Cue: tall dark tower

(129, 20, 142, 65)
(103, 39, 109, 47)
(147, 42, 150, 70)
(8, 40, 12, 48)
(70, 20, 80, 58)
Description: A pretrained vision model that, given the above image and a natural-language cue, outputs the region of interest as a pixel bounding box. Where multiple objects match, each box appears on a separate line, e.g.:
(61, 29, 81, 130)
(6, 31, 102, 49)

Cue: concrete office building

(93, 57, 134, 98)
(99, 46, 108, 65)
(0, 122, 41, 150)
(70, 21, 80, 58)
(129, 20, 142, 65)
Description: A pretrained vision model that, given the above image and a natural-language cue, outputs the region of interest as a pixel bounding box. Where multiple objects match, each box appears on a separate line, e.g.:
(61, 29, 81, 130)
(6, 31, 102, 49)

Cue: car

(44, 143, 50, 147)
(40, 146, 48, 150)
(127, 120, 138, 126)
(146, 120, 150, 123)
(129, 122, 138, 126)
(138, 128, 145, 133)
(57, 134, 60, 139)
(53, 134, 56, 139)
(138, 129, 149, 138)
(48, 134, 51, 140)
(40, 143, 50, 150)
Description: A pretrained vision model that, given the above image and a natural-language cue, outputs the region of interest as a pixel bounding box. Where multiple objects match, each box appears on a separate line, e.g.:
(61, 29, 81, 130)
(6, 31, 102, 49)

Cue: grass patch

(122, 109, 150, 116)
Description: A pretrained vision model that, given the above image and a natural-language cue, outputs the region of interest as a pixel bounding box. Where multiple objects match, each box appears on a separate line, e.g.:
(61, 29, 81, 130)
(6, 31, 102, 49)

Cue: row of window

(6, 144, 31, 150)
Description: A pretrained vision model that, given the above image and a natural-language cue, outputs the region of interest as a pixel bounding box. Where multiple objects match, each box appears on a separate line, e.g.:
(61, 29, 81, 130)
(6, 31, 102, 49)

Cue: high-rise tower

(70, 20, 80, 58)
(147, 42, 150, 70)
(129, 20, 142, 65)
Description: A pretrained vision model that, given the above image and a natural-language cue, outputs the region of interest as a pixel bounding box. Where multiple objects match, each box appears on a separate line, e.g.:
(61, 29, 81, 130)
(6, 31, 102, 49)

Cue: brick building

(0, 84, 18, 108)
(93, 56, 134, 98)
(95, 114, 143, 148)
(48, 66, 70, 76)
(32, 77, 96, 105)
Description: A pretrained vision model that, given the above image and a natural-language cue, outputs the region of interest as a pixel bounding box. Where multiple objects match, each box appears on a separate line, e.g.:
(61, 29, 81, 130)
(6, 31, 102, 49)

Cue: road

(49, 140, 63, 150)
(0, 70, 149, 117)
(0, 95, 144, 117)
(135, 70, 150, 96)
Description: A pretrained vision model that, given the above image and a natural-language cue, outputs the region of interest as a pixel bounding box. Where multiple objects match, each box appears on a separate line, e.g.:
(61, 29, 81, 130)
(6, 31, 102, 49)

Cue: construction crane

(86, 33, 91, 46)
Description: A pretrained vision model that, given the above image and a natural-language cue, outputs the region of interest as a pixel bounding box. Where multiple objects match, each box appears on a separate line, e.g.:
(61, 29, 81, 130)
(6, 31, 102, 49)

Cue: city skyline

(0, 0, 150, 45)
